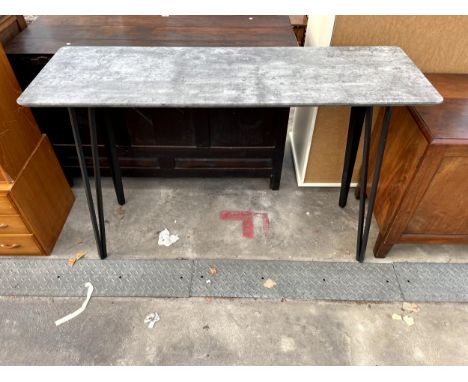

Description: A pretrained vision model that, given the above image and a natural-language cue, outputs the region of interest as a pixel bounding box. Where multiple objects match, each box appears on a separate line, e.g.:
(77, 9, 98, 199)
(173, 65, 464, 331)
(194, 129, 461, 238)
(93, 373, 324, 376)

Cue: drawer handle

(0, 243, 20, 249)
(0, 223, 8, 228)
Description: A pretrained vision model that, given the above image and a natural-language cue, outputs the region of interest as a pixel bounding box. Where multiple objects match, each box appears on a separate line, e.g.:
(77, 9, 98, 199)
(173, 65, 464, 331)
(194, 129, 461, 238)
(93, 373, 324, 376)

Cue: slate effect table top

(17, 46, 443, 108)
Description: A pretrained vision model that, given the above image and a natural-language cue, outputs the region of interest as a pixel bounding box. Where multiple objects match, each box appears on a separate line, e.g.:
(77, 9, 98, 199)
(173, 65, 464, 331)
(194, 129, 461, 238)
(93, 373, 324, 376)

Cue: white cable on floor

(55, 282, 94, 326)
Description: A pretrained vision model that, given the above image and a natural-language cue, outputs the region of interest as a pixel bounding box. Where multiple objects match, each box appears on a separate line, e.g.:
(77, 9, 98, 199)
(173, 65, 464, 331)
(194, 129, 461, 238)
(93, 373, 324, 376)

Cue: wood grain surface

(5, 16, 297, 54)
(10, 136, 75, 254)
(0, 44, 41, 180)
(363, 74, 468, 257)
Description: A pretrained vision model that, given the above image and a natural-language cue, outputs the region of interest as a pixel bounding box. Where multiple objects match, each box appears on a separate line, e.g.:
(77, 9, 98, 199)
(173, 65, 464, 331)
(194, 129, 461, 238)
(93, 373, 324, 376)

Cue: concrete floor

(2, 127, 468, 365)
(51, 137, 468, 263)
(1, 297, 467, 365)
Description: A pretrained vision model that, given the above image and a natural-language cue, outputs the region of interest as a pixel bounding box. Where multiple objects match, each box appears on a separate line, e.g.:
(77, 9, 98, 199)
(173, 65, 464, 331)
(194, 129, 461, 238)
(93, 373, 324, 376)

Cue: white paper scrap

(144, 312, 161, 329)
(158, 228, 179, 247)
(55, 282, 94, 326)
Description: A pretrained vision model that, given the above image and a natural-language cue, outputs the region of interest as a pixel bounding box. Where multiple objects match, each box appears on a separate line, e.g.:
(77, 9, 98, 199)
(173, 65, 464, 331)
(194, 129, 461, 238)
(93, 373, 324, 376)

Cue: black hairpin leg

(88, 108, 107, 258)
(339, 106, 366, 207)
(68, 107, 107, 259)
(102, 109, 125, 205)
(356, 106, 392, 262)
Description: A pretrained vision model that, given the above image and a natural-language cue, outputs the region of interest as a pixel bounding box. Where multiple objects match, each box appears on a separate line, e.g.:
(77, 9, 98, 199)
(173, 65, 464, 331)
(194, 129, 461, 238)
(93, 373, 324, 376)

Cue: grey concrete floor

(1, 296, 467, 365)
(50, 138, 468, 263)
(3, 120, 468, 366)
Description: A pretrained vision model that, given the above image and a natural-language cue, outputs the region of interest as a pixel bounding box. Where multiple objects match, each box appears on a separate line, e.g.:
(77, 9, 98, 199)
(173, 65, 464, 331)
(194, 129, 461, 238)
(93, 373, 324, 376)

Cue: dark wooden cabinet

(363, 74, 468, 257)
(289, 16, 308, 46)
(0, 16, 26, 45)
(47, 107, 289, 187)
(5, 16, 297, 188)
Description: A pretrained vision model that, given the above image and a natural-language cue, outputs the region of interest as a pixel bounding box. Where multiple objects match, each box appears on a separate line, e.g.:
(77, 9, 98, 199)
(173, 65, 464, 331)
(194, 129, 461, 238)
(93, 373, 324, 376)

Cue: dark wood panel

(0, 16, 26, 45)
(30, 15, 293, 29)
(406, 155, 468, 235)
(289, 16, 308, 46)
(367, 107, 428, 235)
(414, 99, 468, 141)
(363, 74, 468, 257)
(5, 16, 297, 54)
(7, 37, 297, 54)
(125, 108, 196, 146)
(210, 108, 276, 147)
(426, 73, 468, 99)
(62, 166, 273, 179)
(175, 158, 272, 169)
(399, 233, 468, 244)
(15, 25, 295, 41)
(54, 144, 276, 158)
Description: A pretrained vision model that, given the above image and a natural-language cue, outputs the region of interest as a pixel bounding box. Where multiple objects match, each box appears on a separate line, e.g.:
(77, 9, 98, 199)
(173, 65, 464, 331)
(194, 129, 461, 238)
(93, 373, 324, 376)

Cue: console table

(17, 46, 442, 261)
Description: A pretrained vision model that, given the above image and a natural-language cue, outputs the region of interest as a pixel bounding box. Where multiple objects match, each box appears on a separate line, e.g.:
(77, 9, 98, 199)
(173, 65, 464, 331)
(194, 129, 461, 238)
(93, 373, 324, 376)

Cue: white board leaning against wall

(290, 15, 340, 187)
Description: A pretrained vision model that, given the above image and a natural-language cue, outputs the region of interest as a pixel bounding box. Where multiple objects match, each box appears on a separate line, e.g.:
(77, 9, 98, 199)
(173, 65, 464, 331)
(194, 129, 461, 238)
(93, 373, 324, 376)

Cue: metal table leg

(102, 109, 125, 205)
(68, 107, 108, 259)
(339, 106, 366, 207)
(356, 106, 392, 262)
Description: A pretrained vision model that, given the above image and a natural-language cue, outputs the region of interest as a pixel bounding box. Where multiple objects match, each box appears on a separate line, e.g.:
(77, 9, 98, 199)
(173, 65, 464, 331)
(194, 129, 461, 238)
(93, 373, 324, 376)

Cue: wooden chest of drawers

(0, 214, 30, 234)
(0, 135, 74, 255)
(364, 74, 468, 257)
(0, 186, 43, 255)
(0, 44, 74, 256)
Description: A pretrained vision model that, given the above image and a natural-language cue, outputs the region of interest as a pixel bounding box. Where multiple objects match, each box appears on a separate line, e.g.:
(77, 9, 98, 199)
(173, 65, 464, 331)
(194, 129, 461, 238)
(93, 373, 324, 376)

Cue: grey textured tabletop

(17, 46, 443, 108)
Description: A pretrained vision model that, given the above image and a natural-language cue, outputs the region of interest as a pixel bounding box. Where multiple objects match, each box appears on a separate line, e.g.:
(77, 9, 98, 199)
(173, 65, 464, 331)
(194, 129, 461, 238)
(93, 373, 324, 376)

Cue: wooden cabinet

(0, 16, 26, 45)
(289, 16, 308, 46)
(364, 74, 468, 257)
(0, 44, 74, 256)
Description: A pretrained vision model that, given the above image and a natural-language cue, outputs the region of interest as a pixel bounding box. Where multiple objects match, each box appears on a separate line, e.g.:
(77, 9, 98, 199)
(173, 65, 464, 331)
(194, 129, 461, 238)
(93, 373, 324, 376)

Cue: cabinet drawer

(0, 234, 42, 255)
(0, 215, 30, 234)
(0, 196, 17, 215)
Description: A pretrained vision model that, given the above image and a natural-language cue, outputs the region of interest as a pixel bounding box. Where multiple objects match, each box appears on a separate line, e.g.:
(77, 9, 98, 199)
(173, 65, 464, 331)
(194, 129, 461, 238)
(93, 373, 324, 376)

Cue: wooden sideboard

(0, 44, 74, 255)
(362, 74, 468, 257)
(289, 15, 308, 46)
(0, 16, 26, 45)
(5, 16, 297, 189)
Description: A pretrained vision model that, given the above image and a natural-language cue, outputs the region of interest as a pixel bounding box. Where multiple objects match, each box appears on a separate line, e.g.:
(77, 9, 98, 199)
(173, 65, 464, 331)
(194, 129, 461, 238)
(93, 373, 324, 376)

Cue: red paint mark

(260, 213, 270, 235)
(220, 211, 254, 238)
(220, 210, 270, 239)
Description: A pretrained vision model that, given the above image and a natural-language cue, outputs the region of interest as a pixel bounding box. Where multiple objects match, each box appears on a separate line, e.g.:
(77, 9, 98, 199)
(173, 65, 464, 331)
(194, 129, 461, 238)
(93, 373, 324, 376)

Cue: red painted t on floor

(220, 210, 270, 239)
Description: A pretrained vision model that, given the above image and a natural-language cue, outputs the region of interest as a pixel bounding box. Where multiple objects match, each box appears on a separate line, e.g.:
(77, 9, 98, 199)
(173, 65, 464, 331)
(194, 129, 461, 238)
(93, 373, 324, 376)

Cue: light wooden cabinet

(0, 44, 74, 255)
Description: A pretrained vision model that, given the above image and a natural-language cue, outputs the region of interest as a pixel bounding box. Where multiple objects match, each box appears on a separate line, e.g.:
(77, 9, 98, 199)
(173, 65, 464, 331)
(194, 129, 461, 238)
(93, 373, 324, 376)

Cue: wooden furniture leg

(373, 232, 393, 258)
